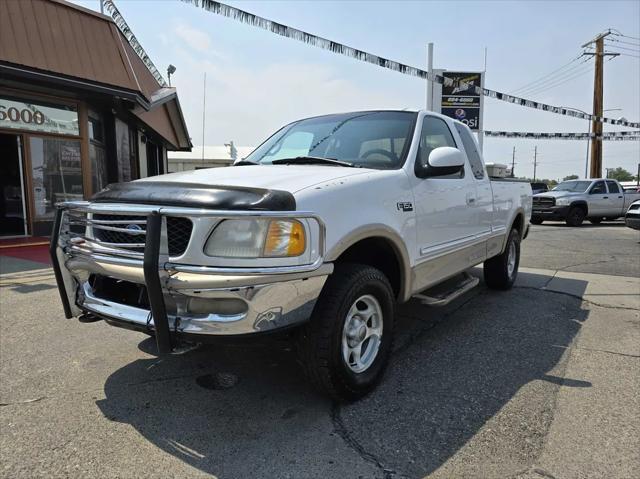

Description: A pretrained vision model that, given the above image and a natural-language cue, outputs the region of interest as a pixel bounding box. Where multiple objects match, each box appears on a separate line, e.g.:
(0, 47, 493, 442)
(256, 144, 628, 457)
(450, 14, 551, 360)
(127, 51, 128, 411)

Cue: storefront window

(1, 96, 79, 136)
(115, 118, 135, 182)
(89, 113, 108, 192)
(30, 137, 82, 223)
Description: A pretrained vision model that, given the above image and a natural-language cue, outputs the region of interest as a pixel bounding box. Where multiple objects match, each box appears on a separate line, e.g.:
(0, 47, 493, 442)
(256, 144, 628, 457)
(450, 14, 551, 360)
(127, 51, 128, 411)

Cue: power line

(523, 62, 594, 97)
(610, 30, 640, 41)
(604, 43, 640, 53)
(606, 37, 640, 47)
(615, 52, 640, 59)
(515, 57, 593, 96)
(509, 53, 583, 94)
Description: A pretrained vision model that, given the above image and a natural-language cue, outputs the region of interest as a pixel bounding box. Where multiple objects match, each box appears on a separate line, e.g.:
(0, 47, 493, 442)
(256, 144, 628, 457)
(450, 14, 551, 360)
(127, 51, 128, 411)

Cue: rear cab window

(606, 181, 620, 193)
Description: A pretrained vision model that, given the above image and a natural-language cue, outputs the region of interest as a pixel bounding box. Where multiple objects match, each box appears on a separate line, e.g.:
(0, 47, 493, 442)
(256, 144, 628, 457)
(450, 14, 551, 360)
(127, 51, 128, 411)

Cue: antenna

(201, 72, 206, 166)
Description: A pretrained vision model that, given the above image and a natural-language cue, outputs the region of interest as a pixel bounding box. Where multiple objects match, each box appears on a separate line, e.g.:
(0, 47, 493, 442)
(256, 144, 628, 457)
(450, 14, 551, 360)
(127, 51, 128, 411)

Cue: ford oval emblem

(126, 224, 143, 231)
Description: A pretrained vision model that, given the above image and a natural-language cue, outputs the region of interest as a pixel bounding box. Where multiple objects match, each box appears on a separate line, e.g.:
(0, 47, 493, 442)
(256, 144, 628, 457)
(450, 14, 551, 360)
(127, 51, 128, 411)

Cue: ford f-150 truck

(531, 178, 640, 226)
(51, 110, 532, 401)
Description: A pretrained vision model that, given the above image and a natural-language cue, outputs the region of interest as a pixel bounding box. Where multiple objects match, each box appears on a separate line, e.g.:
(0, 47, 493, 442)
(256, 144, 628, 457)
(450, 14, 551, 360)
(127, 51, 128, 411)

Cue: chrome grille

(532, 196, 555, 208)
(86, 214, 192, 256)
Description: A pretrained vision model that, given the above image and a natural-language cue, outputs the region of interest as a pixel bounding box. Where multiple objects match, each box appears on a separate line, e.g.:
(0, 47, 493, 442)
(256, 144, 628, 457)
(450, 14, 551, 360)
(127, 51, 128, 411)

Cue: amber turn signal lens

(264, 220, 306, 257)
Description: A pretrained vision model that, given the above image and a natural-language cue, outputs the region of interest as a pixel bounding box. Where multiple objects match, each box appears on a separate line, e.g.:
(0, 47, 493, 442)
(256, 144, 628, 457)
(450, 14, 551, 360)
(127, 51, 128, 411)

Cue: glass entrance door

(0, 133, 28, 237)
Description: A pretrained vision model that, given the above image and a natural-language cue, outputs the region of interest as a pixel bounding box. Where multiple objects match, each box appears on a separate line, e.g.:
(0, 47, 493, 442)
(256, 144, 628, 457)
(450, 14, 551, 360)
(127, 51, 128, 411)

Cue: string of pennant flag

(484, 131, 640, 141)
(179, 0, 640, 130)
(103, 0, 168, 88)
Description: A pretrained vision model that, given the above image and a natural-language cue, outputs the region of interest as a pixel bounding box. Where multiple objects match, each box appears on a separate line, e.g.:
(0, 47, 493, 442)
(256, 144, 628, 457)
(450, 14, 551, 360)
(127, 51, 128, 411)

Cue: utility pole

(533, 146, 538, 182)
(581, 30, 618, 178)
(511, 146, 516, 178)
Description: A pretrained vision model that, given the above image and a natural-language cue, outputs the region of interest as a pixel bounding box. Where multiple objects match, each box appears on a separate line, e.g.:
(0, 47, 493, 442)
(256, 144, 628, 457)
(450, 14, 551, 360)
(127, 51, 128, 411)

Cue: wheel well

(512, 213, 524, 235)
(570, 202, 588, 214)
(335, 237, 402, 299)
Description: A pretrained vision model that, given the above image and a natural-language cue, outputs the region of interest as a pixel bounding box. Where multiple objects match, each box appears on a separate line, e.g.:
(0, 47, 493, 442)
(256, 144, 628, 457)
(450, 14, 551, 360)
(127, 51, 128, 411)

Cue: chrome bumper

(50, 202, 330, 353)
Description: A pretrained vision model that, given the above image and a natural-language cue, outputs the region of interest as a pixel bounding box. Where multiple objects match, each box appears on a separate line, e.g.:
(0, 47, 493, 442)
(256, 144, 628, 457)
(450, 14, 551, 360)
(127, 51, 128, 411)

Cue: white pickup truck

(51, 110, 532, 401)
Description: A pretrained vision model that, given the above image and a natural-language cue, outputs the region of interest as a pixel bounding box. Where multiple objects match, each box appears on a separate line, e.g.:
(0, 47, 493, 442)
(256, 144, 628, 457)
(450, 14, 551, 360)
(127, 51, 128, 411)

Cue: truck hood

(136, 164, 372, 194)
(534, 190, 584, 199)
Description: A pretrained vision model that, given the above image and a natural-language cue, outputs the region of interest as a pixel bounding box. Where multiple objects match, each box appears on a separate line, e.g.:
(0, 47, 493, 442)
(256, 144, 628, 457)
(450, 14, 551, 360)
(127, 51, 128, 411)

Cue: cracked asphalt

(1, 222, 639, 478)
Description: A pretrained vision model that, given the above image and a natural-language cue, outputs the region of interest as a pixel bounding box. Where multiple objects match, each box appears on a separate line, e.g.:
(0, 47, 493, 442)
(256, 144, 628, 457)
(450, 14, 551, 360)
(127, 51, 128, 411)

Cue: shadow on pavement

(532, 221, 626, 228)
(96, 270, 589, 478)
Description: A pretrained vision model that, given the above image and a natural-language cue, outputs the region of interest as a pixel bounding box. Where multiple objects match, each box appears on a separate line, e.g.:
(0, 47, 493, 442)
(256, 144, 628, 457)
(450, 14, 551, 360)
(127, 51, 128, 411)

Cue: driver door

(588, 180, 608, 215)
(411, 116, 481, 291)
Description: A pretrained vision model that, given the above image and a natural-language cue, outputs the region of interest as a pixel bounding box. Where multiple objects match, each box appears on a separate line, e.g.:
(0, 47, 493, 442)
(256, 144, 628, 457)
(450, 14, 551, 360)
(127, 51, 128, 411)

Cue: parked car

(530, 182, 548, 195)
(51, 110, 532, 401)
(531, 178, 640, 226)
(625, 200, 640, 230)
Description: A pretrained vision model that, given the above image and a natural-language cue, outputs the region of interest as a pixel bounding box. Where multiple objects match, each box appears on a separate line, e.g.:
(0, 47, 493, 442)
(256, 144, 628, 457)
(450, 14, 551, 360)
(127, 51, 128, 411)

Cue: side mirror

(416, 146, 465, 178)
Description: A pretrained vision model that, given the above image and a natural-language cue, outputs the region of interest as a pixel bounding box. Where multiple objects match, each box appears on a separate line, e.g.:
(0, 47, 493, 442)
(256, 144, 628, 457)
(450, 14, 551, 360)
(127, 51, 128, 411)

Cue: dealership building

(0, 0, 191, 237)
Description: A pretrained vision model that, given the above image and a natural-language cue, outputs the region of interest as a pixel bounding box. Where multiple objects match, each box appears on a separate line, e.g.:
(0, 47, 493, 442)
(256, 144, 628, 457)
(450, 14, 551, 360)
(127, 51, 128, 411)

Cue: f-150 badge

(397, 202, 413, 212)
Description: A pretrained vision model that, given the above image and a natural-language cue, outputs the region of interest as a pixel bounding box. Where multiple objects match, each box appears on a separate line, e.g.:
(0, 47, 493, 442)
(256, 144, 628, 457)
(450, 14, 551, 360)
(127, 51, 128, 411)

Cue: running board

(413, 272, 479, 307)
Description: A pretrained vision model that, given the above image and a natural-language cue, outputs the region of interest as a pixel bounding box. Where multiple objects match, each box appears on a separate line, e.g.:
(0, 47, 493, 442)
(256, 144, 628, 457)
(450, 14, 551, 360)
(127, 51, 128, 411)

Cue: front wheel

(484, 228, 520, 290)
(566, 207, 586, 226)
(297, 264, 395, 402)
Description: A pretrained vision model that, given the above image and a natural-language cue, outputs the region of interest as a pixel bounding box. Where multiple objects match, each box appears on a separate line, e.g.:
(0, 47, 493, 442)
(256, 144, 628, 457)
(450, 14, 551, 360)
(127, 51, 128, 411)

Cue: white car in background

(625, 200, 640, 230)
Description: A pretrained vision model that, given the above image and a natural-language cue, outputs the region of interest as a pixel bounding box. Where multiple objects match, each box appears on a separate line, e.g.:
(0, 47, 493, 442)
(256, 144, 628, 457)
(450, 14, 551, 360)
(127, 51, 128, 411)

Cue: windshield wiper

(272, 156, 357, 167)
(233, 159, 259, 166)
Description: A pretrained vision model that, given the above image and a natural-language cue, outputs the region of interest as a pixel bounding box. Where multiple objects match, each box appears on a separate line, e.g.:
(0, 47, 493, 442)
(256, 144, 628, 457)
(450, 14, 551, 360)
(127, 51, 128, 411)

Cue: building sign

(439, 72, 483, 131)
(0, 97, 79, 136)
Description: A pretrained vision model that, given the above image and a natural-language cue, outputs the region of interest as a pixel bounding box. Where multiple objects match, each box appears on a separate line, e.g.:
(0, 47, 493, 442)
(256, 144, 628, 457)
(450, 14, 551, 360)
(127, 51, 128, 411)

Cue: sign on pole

(438, 71, 484, 132)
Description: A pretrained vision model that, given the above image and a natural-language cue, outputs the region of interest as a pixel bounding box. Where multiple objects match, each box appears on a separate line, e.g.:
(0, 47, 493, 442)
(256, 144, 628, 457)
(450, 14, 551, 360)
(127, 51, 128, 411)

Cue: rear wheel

(298, 264, 395, 402)
(530, 217, 544, 225)
(484, 228, 520, 290)
(566, 207, 586, 226)
(589, 217, 603, 224)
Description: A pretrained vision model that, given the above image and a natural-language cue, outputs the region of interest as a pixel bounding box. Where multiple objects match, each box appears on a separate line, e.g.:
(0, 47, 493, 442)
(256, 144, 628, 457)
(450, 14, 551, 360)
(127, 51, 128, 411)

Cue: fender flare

(325, 224, 413, 302)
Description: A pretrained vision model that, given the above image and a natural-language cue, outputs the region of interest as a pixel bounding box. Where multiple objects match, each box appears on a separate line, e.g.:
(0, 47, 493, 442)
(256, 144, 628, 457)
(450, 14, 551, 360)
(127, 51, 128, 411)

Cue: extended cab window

(417, 116, 463, 179)
(590, 181, 606, 194)
(454, 123, 484, 179)
(606, 181, 620, 193)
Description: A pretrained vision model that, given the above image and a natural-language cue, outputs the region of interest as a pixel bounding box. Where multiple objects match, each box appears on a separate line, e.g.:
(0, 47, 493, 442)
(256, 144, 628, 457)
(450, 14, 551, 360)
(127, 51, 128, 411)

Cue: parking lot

(1, 222, 639, 479)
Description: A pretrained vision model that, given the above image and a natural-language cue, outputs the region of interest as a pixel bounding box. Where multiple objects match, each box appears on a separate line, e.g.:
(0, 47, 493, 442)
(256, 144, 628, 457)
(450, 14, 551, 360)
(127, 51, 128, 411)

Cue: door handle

(467, 197, 476, 205)
(603, 196, 608, 199)
(618, 196, 623, 198)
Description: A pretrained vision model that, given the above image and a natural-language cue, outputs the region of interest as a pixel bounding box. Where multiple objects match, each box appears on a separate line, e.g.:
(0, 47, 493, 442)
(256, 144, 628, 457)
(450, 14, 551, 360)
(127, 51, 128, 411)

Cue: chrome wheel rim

(507, 241, 517, 278)
(341, 294, 383, 373)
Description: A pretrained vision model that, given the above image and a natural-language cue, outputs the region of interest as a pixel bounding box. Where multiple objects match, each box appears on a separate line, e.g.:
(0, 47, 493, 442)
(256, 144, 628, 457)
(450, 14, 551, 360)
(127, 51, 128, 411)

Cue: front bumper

(531, 205, 570, 220)
(624, 214, 640, 230)
(50, 203, 330, 353)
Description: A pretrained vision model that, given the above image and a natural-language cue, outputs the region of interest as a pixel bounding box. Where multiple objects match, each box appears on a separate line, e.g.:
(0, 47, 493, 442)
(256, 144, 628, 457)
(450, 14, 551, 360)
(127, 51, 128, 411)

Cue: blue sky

(75, 0, 639, 180)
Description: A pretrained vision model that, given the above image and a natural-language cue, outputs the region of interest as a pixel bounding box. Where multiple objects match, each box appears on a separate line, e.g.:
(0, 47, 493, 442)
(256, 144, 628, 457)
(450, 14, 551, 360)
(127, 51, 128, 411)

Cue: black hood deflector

(91, 181, 296, 211)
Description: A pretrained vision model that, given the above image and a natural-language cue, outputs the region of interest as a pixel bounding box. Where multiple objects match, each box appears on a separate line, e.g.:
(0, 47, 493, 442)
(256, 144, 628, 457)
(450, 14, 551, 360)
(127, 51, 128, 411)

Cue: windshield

(244, 111, 417, 169)
(552, 180, 592, 192)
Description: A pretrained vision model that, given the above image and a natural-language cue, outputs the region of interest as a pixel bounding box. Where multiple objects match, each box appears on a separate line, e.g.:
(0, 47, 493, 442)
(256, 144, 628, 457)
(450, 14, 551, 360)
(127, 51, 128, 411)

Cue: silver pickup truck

(531, 179, 640, 226)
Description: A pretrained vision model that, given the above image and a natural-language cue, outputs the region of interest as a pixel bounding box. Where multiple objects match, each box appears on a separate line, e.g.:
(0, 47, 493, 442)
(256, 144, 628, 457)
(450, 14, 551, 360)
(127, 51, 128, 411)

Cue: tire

(566, 207, 586, 226)
(530, 217, 544, 225)
(484, 228, 520, 290)
(589, 217, 603, 224)
(297, 263, 395, 402)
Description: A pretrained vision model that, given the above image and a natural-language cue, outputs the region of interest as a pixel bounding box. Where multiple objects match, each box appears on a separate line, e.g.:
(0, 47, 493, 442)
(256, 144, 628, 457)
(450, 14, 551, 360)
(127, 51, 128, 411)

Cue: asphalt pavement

(1, 222, 639, 478)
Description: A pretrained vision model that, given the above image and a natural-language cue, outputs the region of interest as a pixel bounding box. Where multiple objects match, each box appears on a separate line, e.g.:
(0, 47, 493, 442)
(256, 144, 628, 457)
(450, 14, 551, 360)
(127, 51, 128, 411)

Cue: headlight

(555, 197, 571, 206)
(204, 219, 306, 258)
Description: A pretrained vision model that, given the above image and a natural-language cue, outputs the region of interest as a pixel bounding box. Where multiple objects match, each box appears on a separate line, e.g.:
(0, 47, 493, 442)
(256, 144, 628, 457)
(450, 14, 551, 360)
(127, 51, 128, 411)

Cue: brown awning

(0, 0, 191, 150)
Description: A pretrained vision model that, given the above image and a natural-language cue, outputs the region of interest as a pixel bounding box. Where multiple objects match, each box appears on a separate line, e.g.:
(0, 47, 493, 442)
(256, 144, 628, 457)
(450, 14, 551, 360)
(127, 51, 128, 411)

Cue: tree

(563, 174, 579, 181)
(607, 167, 634, 182)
